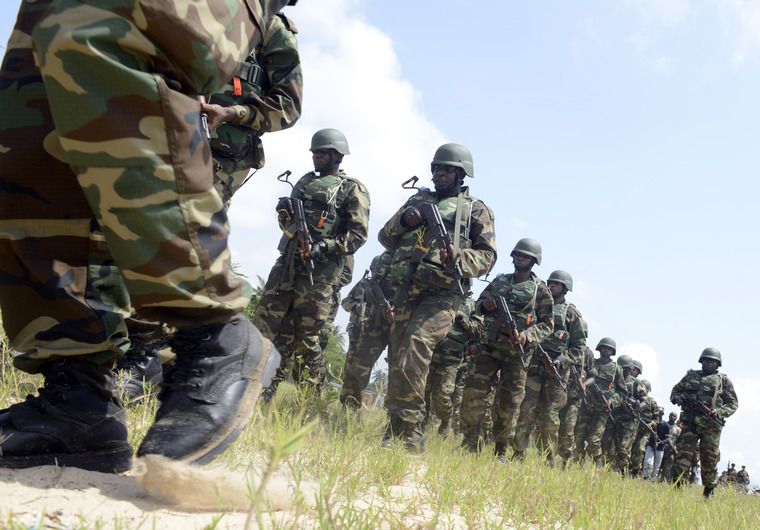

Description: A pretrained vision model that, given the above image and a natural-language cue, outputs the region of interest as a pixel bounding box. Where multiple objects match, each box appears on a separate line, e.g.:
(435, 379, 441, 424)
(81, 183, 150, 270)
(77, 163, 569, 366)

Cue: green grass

(1, 334, 758, 529)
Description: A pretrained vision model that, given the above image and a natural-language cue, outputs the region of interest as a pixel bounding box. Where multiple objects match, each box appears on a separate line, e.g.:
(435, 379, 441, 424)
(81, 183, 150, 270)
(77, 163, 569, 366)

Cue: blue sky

(3, 0, 759, 481)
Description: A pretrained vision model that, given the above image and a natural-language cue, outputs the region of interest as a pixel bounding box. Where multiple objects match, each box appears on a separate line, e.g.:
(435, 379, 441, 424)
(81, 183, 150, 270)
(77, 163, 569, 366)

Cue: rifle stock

(417, 202, 465, 296)
(678, 392, 725, 426)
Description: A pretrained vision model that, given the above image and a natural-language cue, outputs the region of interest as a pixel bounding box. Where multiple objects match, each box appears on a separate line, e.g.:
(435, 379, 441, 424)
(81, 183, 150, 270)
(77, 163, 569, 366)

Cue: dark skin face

(432, 164, 462, 198)
(548, 280, 567, 303)
(701, 358, 719, 375)
(512, 252, 535, 282)
(630, 367, 641, 378)
(669, 412, 677, 424)
(598, 346, 615, 364)
(312, 148, 343, 176)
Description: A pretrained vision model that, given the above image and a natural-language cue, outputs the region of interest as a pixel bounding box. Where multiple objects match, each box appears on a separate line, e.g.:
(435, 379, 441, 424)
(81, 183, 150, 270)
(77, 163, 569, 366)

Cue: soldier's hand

(383, 306, 395, 324)
(440, 243, 457, 268)
(308, 240, 327, 260)
(276, 196, 294, 216)
(455, 310, 466, 321)
(401, 207, 424, 228)
(675, 395, 686, 407)
(466, 343, 480, 357)
(482, 297, 497, 312)
(200, 102, 235, 131)
(516, 331, 527, 346)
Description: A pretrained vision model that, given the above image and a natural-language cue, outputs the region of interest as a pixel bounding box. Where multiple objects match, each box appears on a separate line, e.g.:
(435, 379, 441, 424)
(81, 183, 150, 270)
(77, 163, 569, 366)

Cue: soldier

(423, 296, 481, 438)
(0, 0, 294, 472)
(379, 143, 497, 453)
(737, 466, 750, 492)
(557, 321, 596, 466)
(253, 129, 370, 398)
(671, 348, 739, 498)
(600, 354, 647, 474)
(629, 378, 659, 477)
(512, 270, 586, 464)
(203, 12, 302, 208)
(339, 251, 395, 409)
(573, 338, 627, 465)
(460, 238, 554, 462)
(659, 412, 681, 483)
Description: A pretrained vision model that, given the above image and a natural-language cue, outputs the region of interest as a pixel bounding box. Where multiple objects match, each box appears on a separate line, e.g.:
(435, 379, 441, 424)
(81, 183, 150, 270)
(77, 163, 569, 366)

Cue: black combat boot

(137, 314, 280, 464)
(382, 416, 404, 449)
(404, 421, 426, 454)
(115, 341, 163, 403)
(460, 425, 482, 453)
(438, 418, 451, 439)
(495, 443, 509, 463)
(0, 357, 133, 473)
(703, 485, 715, 498)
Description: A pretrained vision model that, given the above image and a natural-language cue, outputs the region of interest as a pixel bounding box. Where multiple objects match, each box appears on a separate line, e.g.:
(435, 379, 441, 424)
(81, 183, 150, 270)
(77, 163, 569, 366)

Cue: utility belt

(237, 62, 264, 87)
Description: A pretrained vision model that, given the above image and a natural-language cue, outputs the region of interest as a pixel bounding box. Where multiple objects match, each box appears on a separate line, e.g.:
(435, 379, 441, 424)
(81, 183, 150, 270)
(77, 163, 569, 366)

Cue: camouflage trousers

(601, 416, 638, 472)
(213, 165, 254, 209)
(658, 444, 678, 483)
(0, 0, 277, 372)
(450, 360, 469, 435)
(340, 310, 391, 407)
(557, 392, 584, 461)
(573, 404, 609, 463)
(385, 287, 459, 441)
(460, 346, 529, 447)
(252, 256, 340, 391)
(672, 422, 722, 489)
(512, 366, 569, 455)
(423, 342, 465, 424)
(629, 427, 649, 475)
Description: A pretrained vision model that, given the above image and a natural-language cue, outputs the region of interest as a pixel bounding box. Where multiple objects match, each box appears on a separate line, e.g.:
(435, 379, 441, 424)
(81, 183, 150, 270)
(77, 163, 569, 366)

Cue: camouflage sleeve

(609, 365, 628, 409)
(524, 281, 554, 347)
(583, 349, 598, 378)
(323, 179, 370, 255)
(719, 374, 739, 420)
(378, 194, 420, 251)
(457, 297, 482, 341)
(474, 278, 498, 314)
(670, 373, 689, 404)
(341, 278, 365, 313)
(562, 306, 586, 366)
(634, 379, 647, 401)
(230, 16, 302, 132)
(459, 200, 497, 279)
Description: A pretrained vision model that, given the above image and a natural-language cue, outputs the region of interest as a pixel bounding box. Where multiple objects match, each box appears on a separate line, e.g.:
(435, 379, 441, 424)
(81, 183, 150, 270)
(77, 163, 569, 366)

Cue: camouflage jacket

(670, 369, 738, 429)
(379, 187, 496, 295)
(278, 170, 370, 285)
(613, 374, 647, 420)
(590, 359, 627, 412)
(540, 300, 586, 366)
(341, 251, 394, 330)
(476, 272, 554, 356)
(436, 297, 481, 356)
(639, 395, 659, 429)
(568, 346, 597, 399)
(208, 13, 302, 172)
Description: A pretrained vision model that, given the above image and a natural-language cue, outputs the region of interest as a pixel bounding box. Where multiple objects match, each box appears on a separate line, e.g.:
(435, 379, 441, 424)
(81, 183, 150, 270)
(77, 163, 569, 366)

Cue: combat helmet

(431, 143, 474, 178)
(510, 238, 542, 266)
(548, 270, 573, 291)
(617, 354, 634, 369)
(632, 360, 643, 374)
(699, 347, 722, 367)
(641, 379, 652, 392)
(596, 337, 616, 355)
(310, 128, 350, 155)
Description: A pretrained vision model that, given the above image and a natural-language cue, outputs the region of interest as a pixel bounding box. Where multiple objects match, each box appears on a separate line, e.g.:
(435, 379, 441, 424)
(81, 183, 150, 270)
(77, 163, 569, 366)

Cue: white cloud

(716, 0, 760, 65)
(630, 0, 691, 25)
(618, 341, 660, 390)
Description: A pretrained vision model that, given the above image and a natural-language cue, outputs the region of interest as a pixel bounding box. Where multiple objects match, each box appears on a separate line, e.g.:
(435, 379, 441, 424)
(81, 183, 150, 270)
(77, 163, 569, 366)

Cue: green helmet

(699, 347, 722, 367)
(510, 238, 542, 266)
(632, 360, 643, 374)
(431, 143, 474, 178)
(641, 379, 652, 392)
(596, 337, 616, 355)
(617, 354, 634, 369)
(310, 128, 350, 155)
(547, 270, 573, 291)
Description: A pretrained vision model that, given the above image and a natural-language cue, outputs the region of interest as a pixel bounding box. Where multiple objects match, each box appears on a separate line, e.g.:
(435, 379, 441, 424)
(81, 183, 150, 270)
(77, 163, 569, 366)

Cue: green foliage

(322, 333, 346, 384)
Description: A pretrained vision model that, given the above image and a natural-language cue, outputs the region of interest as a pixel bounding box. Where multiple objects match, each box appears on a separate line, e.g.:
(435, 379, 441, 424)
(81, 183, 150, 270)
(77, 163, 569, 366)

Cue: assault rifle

(363, 270, 393, 326)
(587, 378, 615, 422)
(665, 436, 679, 455)
(536, 345, 566, 391)
(677, 392, 726, 426)
(277, 170, 315, 288)
(412, 202, 466, 296)
(624, 403, 658, 439)
(570, 365, 590, 406)
(487, 295, 526, 369)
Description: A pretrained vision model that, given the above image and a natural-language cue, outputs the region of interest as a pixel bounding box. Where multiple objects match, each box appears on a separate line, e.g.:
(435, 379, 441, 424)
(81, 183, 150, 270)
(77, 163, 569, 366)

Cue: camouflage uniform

(0, 0, 286, 371)
(573, 359, 627, 464)
(670, 368, 738, 490)
(423, 297, 480, 437)
(512, 301, 585, 459)
(339, 251, 394, 408)
(557, 346, 596, 463)
(450, 357, 469, 435)
(253, 170, 370, 391)
(629, 394, 659, 476)
(208, 12, 302, 206)
(659, 419, 681, 483)
(601, 374, 647, 473)
(381, 187, 496, 451)
(460, 272, 554, 453)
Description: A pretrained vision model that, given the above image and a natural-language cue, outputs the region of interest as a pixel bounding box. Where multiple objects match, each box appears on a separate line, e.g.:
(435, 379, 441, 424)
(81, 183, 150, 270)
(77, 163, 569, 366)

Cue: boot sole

(0, 445, 133, 474)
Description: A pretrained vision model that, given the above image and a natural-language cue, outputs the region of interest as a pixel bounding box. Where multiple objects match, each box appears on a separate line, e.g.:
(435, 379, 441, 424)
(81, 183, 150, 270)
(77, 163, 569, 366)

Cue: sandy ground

(0, 457, 473, 529)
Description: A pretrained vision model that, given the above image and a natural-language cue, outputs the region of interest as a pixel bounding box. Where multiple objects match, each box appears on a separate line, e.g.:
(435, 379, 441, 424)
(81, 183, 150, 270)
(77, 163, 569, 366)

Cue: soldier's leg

(459, 353, 500, 451)
(558, 395, 582, 462)
(671, 423, 699, 486)
(384, 292, 457, 452)
(585, 413, 610, 463)
(699, 427, 723, 491)
(493, 354, 528, 450)
(600, 417, 617, 464)
(290, 276, 335, 391)
(430, 351, 461, 423)
(614, 420, 638, 474)
(629, 430, 648, 476)
(512, 372, 544, 454)
(535, 368, 568, 458)
(450, 362, 467, 435)
(340, 320, 390, 407)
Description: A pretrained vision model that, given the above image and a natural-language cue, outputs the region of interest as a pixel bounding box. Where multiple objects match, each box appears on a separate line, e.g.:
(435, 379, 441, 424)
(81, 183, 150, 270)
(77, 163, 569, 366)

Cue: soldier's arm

(523, 282, 554, 347)
(378, 195, 419, 251)
(458, 201, 497, 279)
(475, 279, 497, 314)
(609, 365, 627, 409)
(718, 375, 739, 420)
(670, 375, 688, 404)
(228, 17, 302, 132)
(323, 181, 370, 255)
(562, 307, 586, 366)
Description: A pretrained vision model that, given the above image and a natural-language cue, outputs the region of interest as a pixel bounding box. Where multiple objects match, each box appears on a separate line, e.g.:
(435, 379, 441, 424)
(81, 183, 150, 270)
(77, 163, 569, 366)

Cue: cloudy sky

(3, 0, 759, 480)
